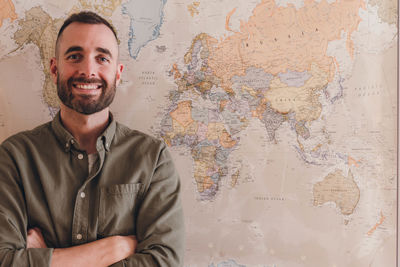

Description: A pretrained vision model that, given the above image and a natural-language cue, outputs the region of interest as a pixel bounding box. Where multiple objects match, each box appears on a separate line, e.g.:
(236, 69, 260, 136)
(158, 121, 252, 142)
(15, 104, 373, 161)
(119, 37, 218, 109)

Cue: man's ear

(50, 57, 58, 84)
(116, 63, 124, 86)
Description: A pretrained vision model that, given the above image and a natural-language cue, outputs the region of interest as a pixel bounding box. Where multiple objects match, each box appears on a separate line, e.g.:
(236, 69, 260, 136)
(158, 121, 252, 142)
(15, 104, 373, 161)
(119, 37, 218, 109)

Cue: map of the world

(0, 0, 398, 266)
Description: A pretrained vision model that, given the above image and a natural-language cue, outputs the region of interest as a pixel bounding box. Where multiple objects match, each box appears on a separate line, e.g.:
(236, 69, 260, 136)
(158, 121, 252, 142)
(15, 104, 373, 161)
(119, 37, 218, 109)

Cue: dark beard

(57, 75, 116, 115)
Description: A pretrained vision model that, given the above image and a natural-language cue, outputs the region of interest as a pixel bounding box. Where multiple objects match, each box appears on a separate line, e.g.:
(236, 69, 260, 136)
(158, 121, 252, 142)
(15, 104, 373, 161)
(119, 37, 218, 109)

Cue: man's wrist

(111, 235, 137, 260)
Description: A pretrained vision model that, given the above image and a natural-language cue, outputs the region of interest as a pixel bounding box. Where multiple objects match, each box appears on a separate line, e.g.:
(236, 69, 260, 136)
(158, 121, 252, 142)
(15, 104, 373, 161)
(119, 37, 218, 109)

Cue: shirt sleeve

(0, 144, 53, 267)
(116, 144, 185, 267)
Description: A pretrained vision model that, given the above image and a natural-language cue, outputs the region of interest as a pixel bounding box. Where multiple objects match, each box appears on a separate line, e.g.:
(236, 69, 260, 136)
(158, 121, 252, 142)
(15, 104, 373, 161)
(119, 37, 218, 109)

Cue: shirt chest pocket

(98, 183, 142, 236)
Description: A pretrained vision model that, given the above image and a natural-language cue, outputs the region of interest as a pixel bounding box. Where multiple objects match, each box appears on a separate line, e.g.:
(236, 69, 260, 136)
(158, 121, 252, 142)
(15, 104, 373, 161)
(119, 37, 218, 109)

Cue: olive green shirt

(0, 113, 184, 266)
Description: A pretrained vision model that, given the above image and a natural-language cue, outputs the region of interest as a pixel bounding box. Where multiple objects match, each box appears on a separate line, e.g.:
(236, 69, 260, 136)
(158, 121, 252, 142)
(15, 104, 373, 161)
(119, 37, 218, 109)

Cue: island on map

(313, 169, 360, 216)
(122, 0, 167, 59)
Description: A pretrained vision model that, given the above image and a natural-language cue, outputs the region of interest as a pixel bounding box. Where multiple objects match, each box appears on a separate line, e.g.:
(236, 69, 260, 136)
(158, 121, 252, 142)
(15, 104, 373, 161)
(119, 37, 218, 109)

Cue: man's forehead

(57, 22, 118, 54)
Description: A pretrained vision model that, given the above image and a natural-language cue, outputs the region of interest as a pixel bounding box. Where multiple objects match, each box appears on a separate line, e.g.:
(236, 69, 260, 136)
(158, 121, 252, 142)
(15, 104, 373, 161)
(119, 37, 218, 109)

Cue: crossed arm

(0, 142, 184, 266)
(27, 228, 137, 267)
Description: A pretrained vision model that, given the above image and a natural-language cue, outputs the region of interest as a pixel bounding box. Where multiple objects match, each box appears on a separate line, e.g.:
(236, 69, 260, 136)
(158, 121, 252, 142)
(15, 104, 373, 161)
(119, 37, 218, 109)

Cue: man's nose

(78, 58, 97, 77)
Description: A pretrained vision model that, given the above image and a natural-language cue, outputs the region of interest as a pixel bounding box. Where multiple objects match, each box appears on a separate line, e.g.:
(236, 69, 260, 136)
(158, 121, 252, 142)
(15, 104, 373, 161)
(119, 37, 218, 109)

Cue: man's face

(50, 22, 123, 115)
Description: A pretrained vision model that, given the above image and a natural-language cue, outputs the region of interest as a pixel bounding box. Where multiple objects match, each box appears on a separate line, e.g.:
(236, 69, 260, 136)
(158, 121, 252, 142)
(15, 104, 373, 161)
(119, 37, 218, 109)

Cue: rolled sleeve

(0, 144, 53, 267)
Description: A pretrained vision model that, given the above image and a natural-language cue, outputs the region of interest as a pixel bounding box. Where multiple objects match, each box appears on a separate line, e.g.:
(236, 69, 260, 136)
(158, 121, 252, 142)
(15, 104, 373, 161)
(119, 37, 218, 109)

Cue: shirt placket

(71, 150, 90, 245)
(71, 139, 107, 245)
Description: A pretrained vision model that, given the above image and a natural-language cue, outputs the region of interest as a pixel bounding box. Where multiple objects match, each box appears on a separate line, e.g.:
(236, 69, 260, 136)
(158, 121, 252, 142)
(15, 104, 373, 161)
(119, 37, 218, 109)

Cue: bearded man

(0, 11, 184, 266)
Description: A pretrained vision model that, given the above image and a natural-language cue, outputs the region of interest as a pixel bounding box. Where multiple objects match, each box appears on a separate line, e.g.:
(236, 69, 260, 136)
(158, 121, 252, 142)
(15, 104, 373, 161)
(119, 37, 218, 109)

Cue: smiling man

(0, 11, 184, 266)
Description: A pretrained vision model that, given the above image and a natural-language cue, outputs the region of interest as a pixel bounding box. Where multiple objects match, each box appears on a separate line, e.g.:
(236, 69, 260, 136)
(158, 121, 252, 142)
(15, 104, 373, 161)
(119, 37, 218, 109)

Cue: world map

(0, 0, 398, 266)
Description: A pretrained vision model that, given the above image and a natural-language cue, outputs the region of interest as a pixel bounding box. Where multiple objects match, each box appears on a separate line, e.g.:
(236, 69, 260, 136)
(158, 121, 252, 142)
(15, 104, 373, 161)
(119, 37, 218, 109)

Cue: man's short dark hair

(58, 11, 118, 40)
(55, 11, 118, 55)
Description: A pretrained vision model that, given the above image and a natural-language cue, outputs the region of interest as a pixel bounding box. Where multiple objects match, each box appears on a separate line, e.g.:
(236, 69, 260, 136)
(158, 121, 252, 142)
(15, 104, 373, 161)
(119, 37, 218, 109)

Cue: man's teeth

(75, 84, 99, 89)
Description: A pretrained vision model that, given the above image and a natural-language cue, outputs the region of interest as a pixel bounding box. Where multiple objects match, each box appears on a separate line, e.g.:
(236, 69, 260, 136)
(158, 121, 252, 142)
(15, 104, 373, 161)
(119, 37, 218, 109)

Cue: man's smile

(71, 81, 104, 96)
(72, 82, 102, 90)
(59, 73, 114, 114)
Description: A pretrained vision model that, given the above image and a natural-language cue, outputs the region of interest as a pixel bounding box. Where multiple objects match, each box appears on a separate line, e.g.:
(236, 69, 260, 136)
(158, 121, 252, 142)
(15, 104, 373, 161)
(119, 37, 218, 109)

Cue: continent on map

(161, 0, 368, 199)
(183, 0, 365, 135)
(369, 0, 398, 25)
(13, 7, 62, 110)
(313, 169, 360, 216)
(161, 98, 238, 199)
(122, 0, 167, 59)
(162, 32, 251, 199)
(0, 0, 17, 28)
(205, 0, 365, 92)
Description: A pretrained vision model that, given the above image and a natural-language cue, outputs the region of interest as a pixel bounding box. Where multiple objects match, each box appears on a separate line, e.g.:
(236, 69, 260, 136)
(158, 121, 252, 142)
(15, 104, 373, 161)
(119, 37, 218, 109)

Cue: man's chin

(73, 107, 104, 115)
(64, 100, 103, 115)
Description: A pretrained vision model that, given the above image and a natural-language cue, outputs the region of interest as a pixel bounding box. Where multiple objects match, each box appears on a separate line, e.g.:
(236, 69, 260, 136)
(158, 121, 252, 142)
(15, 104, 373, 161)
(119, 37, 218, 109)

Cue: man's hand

(27, 227, 47, 248)
(51, 235, 137, 267)
(27, 227, 137, 266)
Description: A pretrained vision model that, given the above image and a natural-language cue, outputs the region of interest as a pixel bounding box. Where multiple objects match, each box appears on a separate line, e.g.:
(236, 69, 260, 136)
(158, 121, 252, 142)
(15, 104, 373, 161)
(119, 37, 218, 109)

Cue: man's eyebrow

(96, 47, 113, 58)
(64, 46, 83, 55)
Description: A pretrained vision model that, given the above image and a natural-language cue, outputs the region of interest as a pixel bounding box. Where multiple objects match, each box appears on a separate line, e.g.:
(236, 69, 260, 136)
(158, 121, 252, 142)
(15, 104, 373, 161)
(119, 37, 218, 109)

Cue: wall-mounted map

(0, 0, 397, 266)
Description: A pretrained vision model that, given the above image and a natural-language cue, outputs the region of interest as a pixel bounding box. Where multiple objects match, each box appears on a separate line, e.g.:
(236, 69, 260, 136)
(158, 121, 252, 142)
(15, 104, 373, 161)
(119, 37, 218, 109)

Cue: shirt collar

(51, 111, 116, 153)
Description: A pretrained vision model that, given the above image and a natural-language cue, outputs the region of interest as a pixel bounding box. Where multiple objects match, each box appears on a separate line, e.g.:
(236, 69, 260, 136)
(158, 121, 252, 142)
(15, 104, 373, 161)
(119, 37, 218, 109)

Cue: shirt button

(76, 234, 82, 240)
(77, 154, 84, 160)
(80, 192, 86, 198)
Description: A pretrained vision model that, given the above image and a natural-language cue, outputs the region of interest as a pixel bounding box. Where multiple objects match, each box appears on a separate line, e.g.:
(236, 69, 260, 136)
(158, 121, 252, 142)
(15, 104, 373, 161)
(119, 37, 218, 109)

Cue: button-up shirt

(0, 113, 184, 266)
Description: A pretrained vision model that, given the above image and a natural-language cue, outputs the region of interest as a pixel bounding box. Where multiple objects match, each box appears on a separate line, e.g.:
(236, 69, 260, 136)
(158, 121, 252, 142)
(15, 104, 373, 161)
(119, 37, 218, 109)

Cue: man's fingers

(28, 227, 40, 235)
(128, 235, 138, 249)
(27, 227, 47, 248)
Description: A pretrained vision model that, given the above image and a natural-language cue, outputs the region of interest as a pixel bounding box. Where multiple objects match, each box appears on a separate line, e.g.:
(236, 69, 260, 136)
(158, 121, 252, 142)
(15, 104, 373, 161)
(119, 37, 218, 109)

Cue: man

(0, 11, 184, 266)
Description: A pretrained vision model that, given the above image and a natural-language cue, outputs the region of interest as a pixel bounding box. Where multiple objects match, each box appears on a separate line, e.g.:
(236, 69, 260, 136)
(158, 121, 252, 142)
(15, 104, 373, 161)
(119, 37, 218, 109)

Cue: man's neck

(59, 104, 110, 154)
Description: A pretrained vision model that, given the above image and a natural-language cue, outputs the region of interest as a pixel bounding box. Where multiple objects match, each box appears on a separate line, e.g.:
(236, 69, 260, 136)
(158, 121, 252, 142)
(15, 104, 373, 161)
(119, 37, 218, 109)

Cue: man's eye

(98, 57, 109, 63)
(67, 54, 80, 60)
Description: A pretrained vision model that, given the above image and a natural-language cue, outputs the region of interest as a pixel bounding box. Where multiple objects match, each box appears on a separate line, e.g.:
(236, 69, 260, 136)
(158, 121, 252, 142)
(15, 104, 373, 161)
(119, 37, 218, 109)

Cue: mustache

(67, 77, 107, 87)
